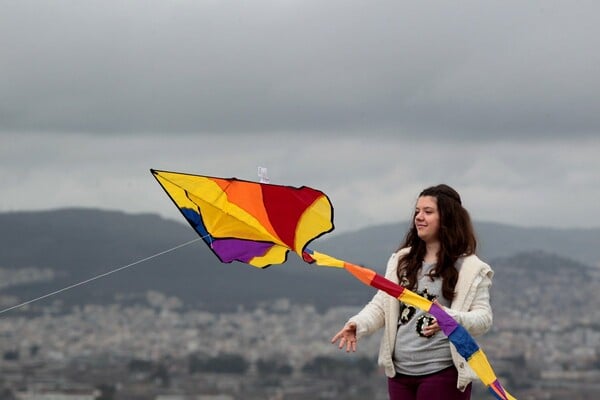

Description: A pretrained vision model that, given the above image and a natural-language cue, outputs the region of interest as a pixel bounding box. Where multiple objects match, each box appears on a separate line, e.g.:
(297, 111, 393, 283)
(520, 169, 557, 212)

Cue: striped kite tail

(303, 248, 517, 400)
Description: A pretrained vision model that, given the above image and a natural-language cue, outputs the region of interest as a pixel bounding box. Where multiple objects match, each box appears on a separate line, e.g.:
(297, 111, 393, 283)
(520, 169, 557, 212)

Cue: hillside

(0, 208, 369, 311)
(315, 221, 600, 271)
(0, 208, 598, 312)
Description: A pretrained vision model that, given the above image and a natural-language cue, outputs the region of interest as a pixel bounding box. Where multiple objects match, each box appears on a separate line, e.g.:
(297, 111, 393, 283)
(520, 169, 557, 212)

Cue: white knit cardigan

(348, 248, 494, 391)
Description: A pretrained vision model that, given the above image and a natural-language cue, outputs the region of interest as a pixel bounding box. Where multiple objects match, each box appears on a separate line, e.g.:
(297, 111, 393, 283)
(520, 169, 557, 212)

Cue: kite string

(0, 237, 202, 316)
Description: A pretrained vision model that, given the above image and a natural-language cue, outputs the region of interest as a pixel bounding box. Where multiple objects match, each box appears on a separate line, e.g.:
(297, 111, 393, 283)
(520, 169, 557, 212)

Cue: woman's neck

(423, 241, 440, 263)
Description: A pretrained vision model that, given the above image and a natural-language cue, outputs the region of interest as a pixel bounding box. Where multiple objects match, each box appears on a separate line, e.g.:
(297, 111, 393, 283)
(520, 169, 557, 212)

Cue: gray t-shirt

(393, 262, 455, 375)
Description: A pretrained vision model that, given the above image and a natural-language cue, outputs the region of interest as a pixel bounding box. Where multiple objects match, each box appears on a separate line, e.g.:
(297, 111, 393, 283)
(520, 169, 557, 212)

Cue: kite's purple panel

(429, 303, 459, 336)
(212, 238, 274, 264)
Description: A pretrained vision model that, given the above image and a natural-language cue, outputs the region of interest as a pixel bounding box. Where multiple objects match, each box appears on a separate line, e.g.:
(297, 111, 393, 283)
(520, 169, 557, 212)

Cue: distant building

(155, 395, 234, 400)
(16, 391, 98, 400)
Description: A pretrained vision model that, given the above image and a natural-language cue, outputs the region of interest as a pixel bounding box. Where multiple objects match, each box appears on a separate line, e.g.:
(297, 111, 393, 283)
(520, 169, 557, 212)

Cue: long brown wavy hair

(397, 184, 477, 301)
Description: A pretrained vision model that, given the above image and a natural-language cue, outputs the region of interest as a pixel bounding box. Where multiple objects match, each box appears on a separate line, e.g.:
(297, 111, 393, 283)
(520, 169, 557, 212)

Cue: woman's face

(414, 195, 440, 243)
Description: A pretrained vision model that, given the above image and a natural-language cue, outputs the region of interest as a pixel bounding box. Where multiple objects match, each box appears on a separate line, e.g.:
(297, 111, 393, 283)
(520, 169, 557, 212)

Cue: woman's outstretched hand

(331, 322, 358, 352)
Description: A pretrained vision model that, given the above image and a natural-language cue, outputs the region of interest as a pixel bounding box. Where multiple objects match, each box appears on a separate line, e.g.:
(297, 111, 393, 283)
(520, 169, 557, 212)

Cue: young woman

(331, 184, 493, 400)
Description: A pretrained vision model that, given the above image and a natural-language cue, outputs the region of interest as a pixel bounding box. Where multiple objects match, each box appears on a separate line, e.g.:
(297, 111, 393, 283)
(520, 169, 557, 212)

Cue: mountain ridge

(1, 208, 598, 312)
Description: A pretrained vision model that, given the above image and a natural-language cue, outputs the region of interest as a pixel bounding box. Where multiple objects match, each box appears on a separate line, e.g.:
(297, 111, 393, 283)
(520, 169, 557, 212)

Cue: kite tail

(302, 248, 345, 268)
(303, 248, 517, 400)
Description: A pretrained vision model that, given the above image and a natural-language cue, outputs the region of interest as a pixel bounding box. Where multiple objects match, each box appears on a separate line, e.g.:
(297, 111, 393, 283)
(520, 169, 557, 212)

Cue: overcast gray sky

(1, 0, 598, 232)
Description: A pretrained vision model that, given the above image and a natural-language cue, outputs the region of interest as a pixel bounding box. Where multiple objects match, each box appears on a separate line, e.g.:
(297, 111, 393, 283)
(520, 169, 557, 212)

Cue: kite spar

(151, 169, 516, 400)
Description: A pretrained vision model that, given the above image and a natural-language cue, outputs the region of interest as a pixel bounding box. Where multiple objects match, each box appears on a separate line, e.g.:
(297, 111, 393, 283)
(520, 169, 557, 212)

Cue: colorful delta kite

(151, 169, 517, 400)
(151, 169, 334, 267)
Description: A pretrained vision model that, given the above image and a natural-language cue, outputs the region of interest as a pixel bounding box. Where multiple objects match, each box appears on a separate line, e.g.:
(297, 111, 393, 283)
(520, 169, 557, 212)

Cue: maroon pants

(388, 366, 472, 400)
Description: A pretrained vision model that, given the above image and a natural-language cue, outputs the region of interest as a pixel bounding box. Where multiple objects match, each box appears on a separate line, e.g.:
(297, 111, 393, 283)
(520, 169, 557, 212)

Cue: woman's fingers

(330, 328, 345, 344)
(331, 325, 358, 352)
(423, 318, 440, 336)
(348, 337, 357, 352)
(339, 335, 357, 352)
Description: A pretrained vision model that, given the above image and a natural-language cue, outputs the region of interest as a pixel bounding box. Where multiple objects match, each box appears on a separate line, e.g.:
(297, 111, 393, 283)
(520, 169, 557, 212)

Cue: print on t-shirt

(398, 276, 438, 339)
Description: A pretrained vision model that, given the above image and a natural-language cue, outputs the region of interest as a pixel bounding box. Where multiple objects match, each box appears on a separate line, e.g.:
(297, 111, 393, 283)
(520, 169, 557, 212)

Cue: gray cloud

(1, 1, 599, 138)
(1, 1, 599, 232)
(1, 133, 598, 232)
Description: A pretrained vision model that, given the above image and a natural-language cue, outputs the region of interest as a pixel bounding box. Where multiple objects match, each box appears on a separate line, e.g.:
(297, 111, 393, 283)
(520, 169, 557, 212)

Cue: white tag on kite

(257, 166, 270, 183)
